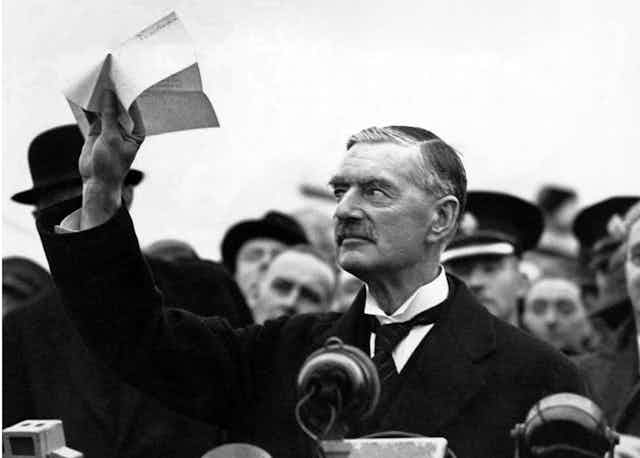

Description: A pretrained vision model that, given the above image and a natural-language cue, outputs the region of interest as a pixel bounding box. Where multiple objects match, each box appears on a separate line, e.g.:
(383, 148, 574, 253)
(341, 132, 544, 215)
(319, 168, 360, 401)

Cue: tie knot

(372, 304, 442, 355)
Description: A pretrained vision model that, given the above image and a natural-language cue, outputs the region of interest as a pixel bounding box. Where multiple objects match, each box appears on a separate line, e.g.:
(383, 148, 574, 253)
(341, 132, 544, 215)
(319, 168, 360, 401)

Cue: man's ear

(426, 195, 460, 243)
(516, 260, 532, 297)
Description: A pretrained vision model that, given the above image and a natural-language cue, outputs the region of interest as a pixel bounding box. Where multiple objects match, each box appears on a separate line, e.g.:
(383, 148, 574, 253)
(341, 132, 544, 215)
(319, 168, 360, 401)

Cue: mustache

(334, 221, 376, 244)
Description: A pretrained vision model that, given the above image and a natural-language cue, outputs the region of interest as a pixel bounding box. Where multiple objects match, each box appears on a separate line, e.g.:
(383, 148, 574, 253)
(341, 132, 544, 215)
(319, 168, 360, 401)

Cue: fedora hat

(11, 124, 144, 205)
(221, 211, 309, 274)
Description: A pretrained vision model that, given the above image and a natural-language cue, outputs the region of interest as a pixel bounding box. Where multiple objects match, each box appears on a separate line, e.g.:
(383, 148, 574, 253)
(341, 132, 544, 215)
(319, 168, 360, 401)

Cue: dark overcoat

(37, 202, 585, 458)
(577, 318, 640, 435)
(3, 287, 223, 458)
(146, 255, 253, 326)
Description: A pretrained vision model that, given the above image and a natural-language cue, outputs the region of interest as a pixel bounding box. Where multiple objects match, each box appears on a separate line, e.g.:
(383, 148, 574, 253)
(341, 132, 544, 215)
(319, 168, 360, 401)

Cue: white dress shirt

(364, 267, 449, 372)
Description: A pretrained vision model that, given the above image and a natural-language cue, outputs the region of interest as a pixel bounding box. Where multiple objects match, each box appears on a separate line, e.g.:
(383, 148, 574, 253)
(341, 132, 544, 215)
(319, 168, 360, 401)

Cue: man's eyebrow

(328, 175, 396, 190)
(328, 176, 348, 188)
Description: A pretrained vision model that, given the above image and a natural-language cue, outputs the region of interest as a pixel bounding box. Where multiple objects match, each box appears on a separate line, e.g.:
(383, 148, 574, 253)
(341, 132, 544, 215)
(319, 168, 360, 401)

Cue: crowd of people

(2, 110, 639, 457)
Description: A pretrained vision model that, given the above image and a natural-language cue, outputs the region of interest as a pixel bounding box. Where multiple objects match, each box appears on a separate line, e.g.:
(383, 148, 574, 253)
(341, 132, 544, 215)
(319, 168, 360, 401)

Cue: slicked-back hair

(346, 126, 467, 223)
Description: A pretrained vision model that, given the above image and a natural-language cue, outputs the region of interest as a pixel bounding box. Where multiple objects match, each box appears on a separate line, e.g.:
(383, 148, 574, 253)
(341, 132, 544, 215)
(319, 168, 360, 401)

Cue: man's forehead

(240, 237, 286, 251)
(528, 279, 580, 300)
(332, 142, 421, 182)
(269, 251, 332, 278)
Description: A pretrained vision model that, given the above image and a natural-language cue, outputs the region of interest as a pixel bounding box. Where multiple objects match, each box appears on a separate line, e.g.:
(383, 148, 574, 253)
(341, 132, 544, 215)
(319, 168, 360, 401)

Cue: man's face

(253, 250, 335, 323)
(330, 142, 434, 277)
(523, 278, 591, 352)
(234, 238, 287, 305)
(625, 220, 640, 314)
(446, 254, 524, 323)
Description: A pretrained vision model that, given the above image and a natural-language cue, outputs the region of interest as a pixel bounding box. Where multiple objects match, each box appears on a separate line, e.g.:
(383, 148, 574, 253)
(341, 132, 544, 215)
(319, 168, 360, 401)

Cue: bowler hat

(11, 124, 144, 205)
(221, 211, 308, 274)
(443, 191, 544, 263)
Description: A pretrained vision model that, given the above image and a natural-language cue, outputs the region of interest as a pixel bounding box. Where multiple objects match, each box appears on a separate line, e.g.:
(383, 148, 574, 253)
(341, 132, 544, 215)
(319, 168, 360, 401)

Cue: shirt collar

(364, 267, 449, 325)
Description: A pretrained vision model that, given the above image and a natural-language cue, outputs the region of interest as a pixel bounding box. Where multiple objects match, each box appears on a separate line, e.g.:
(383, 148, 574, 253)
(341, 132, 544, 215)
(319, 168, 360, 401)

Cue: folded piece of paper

(63, 12, 218, 137)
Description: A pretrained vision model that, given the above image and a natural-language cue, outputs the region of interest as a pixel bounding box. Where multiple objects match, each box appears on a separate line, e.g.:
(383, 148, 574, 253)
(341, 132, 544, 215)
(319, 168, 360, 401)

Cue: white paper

(63, 12, 218, 137)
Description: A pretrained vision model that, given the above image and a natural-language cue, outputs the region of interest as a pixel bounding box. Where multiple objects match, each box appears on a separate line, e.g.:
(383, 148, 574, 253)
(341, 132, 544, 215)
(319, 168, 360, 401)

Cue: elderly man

(252, 245, 336, 323)
(442, 191, 542, 327)
(578, 202, 640, 457)
(573, 196, 640, 338)
(37, 94, 583, 458)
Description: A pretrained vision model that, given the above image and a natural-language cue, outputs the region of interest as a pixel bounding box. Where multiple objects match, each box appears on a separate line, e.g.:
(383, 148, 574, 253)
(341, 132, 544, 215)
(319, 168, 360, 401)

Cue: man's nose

(258, 250, 278, 272)
(543, 308, 557, 327)
(468, 268, 487, 290)
(334, 188, 364, 221)
(280, 289, 299, 310)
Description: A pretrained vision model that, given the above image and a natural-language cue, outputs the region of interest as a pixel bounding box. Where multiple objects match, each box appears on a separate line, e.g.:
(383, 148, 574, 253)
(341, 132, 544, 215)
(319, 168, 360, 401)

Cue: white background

(3, 0, 639, 267)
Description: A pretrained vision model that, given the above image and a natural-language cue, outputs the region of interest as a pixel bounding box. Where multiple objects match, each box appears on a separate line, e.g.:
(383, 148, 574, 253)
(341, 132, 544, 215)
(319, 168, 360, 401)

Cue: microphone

(296, 337, 380, 440)
(511, 393, 619, 458)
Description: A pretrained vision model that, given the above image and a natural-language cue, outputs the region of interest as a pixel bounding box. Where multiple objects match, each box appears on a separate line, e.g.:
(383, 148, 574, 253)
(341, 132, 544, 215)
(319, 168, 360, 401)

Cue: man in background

(578, 201, 640, 457)
(522, 276, 596, 355)
(252, 244, 336, 323)
(573, 196, 639, 342)
(442, 191, 543, 327)
(221, 210, 309, 306)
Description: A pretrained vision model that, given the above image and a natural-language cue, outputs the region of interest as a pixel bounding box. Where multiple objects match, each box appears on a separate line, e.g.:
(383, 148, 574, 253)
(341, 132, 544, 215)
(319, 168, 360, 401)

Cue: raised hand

(79, 90, 145, 229)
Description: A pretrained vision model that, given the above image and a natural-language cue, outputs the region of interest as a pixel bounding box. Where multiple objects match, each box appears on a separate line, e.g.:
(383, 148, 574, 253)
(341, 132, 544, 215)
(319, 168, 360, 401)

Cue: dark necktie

(371, 304, 443, 386)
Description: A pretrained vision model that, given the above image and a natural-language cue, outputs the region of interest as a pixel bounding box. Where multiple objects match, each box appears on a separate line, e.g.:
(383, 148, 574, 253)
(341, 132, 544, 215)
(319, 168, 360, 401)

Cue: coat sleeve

(36, 200, 278, 427)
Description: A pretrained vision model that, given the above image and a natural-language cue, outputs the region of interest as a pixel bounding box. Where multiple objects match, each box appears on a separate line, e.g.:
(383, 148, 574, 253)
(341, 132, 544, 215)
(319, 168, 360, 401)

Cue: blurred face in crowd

(523, 278, 591, 352)
(330, 142, 439, 278)
(626, 219, 640, 315)
(551, 199, 578, 232)
(446, 254, 526, 324)
(234, 238, 287, 304)
(332, 269, 364, 313)
(594, 253, 628, 308)
(253, 250, 336, 323)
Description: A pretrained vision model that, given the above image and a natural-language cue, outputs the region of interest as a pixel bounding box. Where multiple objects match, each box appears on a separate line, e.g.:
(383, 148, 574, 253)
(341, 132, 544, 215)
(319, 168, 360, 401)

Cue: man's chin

(337, 250, 371, 275)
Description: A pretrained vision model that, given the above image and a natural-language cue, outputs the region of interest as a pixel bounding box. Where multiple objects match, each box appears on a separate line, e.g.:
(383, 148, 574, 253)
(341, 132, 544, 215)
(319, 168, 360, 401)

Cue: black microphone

(296, 337, 380, 440)
(511, 393, 619, 458)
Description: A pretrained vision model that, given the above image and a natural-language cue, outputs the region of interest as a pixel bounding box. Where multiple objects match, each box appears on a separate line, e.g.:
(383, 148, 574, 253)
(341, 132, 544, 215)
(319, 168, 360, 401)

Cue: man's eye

(300, 287, 322, 305)
(556, 299, 576, 316)
(242, 248, 265, 262)
(271, 279, 293, 295)
(364, 187, 386, 200)
(530, 300, 547, 315)
(333, 188, 346, 201)
(629, 251, 640, 267)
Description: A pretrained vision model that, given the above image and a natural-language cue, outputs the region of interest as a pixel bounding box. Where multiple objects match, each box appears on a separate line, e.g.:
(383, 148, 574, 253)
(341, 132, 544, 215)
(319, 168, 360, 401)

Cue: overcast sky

(3, 0, 639, 266)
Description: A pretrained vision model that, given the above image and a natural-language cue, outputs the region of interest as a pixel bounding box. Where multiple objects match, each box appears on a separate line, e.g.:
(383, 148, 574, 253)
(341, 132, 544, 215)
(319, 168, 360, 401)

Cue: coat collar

(313, 274, 497, 434)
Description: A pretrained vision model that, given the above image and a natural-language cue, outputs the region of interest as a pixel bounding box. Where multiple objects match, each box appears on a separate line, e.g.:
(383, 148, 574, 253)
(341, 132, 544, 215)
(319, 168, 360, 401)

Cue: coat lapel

(376, 276, 495, 434)
(314, 276, 496, 435)
(312, 287, 371, 354)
